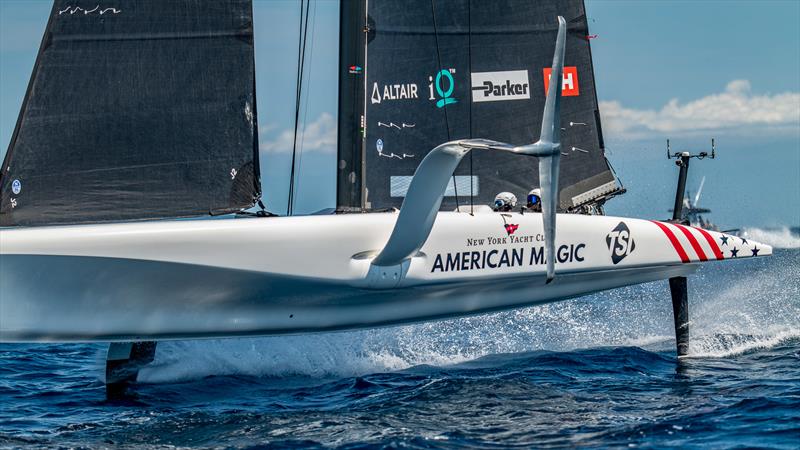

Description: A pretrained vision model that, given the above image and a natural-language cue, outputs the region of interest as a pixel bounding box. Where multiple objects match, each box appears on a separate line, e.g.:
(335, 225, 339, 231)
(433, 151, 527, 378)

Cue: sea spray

(688, 248, 800, 357)
(139, 249, 799, 383)
(740, 226, 800, 249)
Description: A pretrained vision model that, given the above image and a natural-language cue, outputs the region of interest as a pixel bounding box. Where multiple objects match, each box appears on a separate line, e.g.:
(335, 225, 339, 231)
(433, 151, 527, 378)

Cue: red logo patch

(543, 66, 579, 96)
(504, 224, 519, 235)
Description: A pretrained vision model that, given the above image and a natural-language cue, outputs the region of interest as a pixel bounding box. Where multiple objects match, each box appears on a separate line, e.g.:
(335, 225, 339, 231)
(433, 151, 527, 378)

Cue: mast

(336, 0, 369, 210)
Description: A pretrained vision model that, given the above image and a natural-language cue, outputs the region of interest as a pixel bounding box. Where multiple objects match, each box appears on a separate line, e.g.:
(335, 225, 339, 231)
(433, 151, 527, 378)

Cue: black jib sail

(0, 0, 260, 227)
(336, 0, 621, 212)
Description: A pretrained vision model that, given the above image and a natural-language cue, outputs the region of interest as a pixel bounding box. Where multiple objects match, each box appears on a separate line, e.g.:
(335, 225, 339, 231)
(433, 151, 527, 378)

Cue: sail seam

(359, 25, 561, 35)
(13, 158, 247, 179)
(50, 31, 252, 43)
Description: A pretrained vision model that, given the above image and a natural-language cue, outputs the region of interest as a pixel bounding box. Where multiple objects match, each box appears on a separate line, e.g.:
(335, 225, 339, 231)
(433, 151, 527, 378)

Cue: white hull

(0, 211, 770, 342)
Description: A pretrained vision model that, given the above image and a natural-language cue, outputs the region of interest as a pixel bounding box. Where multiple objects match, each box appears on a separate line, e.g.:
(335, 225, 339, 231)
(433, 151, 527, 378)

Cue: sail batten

(337, 0, 621, 212)
(1, 0, 260, 227)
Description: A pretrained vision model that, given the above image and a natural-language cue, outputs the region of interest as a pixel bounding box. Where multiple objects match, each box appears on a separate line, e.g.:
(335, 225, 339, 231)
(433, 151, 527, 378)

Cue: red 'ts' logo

(542, 67, 579, 96)
(504, 224, 520, 235)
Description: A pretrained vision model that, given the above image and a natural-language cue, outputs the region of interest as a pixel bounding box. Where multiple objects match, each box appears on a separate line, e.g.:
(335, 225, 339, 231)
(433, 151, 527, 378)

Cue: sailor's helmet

(527, 188, 542, 206)
(494, 192, 517, 210)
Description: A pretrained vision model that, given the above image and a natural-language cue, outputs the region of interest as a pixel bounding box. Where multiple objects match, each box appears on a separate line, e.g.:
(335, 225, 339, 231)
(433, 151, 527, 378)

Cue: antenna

(666, 137, 717, 161)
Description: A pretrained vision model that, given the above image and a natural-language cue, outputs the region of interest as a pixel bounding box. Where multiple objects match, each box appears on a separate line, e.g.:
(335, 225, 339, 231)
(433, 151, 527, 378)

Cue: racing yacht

(0, 0, 770, 391)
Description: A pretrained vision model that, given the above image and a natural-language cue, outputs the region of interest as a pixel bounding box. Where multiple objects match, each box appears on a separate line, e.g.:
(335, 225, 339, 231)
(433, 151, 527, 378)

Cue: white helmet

(493, 192, 517, 211)
(527, 188, 542, 207)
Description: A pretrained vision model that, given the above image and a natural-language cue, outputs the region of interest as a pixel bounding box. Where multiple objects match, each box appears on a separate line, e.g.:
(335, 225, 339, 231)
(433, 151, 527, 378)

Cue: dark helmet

(527, 188, 542, 208)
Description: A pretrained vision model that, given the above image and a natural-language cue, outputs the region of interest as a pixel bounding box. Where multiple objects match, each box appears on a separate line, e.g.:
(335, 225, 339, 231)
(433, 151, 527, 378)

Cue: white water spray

(140, 249, 799, 383)
(740, 227, 799, 249)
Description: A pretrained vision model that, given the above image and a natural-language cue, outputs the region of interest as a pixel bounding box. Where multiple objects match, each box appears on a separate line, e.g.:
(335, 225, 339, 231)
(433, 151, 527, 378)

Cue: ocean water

(1, 229, 798, 449)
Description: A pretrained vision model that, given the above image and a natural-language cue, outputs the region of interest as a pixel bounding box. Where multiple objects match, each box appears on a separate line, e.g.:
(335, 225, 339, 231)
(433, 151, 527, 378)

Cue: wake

(139, 247, 799, 383)
(687, 246, 800, 357)
(740, 226, 800, 249)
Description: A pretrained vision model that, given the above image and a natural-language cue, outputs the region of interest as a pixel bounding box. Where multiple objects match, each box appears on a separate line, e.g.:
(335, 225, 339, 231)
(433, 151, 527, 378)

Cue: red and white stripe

(689, 226, 725, 260)
(650, 221, 725, 263)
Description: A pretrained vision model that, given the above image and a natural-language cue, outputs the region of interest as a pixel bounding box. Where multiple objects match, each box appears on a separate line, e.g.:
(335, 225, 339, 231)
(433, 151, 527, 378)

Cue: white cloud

(259, 112, 337, 154)
(600, 80, 800, 140)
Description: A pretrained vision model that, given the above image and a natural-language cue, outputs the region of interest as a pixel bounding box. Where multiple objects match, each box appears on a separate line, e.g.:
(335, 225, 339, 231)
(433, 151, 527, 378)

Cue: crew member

(526, 188, 542, 212)
(493, 192, 517, 212)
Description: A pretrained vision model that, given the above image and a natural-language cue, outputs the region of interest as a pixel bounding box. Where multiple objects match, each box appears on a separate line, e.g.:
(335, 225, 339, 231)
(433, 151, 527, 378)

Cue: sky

(1, 0, 798, 227)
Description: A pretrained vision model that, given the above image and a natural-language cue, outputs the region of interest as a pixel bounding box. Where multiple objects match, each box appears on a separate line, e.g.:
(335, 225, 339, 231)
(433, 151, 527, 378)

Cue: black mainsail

(0, 0, 260, 226)
(336, 0, 621, 212)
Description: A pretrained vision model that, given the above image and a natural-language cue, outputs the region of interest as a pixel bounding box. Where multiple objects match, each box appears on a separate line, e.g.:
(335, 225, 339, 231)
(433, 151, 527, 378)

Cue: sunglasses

(527, 194, 540, 204)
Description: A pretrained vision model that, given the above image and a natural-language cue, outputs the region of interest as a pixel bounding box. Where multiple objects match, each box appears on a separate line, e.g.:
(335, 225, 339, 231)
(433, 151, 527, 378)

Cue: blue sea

(1, 228, 798, 449)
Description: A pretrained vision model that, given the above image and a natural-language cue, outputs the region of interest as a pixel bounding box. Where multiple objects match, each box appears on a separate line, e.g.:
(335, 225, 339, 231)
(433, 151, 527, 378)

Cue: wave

(139, 246, 799, 383)
(740, 226, 800, 249)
